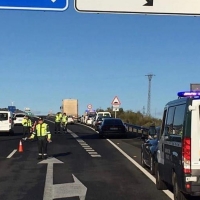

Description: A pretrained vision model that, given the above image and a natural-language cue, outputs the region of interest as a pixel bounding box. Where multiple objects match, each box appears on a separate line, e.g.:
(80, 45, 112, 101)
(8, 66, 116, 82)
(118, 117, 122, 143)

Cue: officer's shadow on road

(51, 152, 72, 158)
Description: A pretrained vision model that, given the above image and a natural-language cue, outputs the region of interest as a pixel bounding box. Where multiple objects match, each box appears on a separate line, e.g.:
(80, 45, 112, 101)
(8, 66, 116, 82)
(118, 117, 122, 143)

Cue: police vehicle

(155, 91, 200, 200)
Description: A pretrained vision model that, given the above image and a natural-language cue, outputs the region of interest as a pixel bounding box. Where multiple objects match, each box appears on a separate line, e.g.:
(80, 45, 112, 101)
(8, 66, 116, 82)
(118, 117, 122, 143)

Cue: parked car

(13, 113, 26, 126)
(141, 127, 160, 175)
(98, 118, 128, 138)
(0, 111, 15, 135)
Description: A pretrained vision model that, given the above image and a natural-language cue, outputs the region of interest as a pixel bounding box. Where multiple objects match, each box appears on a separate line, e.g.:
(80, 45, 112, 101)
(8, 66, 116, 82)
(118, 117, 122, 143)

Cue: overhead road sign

(0, 0, 68, 11)
(75, 0, 200, 16)
(111, 96, 121, 105)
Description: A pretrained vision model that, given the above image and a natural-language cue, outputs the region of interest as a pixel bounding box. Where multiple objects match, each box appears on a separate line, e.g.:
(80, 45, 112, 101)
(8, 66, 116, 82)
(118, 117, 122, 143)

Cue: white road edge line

(106, 139, 174, 200)
(7, 149, 17, 158)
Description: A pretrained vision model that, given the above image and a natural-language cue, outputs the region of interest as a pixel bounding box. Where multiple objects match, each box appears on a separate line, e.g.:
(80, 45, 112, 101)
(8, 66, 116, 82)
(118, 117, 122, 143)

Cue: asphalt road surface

(0, 118, 172, 200)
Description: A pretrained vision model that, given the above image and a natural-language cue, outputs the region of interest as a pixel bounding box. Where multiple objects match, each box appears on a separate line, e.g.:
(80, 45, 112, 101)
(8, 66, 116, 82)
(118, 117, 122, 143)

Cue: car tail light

(9, 117, 12, 123)
(182, 137, 191, 174)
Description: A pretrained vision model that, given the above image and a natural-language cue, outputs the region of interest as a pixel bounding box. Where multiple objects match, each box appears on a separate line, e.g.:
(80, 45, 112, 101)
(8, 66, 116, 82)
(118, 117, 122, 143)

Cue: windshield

(103, 119, 123, 125)
(15, 114, 25, 118)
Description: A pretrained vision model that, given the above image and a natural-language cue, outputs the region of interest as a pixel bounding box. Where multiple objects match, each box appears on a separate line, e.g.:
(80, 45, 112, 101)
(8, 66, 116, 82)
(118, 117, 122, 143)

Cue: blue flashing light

(177, 91, 200, 98)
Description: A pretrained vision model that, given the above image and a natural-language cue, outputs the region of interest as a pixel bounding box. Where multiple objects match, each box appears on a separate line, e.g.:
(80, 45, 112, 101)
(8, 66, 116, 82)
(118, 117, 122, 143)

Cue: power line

(145, 74, 155, 116)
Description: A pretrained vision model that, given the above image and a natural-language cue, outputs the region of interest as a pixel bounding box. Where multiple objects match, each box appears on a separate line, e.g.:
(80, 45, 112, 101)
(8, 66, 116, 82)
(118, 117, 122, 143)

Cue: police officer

(29, 117, 51, 160)
(61, 113, 68, 133)
(54, 112, 61, 134)
(22, 115, 32, 138)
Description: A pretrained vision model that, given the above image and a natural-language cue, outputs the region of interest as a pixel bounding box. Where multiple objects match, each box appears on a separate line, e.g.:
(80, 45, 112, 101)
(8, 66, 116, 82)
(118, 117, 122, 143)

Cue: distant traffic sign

(8, 106, 16, 113)
(75, 0, 200, 16)
(111, 96, 121, 105)
(0, 0, 68, 11)
(87, 104, 92, 109)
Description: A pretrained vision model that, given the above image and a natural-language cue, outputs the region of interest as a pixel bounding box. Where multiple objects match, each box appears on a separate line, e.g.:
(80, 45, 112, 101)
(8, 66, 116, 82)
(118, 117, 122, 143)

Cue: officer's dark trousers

(38, 137, 48, 155)
(23, 126, 30, 137)
(54, 122, 60, 133)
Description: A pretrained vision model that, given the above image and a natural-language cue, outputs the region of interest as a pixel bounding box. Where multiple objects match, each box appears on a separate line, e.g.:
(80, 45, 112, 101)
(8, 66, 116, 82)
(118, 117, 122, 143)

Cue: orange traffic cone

(18, 140, 23, 152)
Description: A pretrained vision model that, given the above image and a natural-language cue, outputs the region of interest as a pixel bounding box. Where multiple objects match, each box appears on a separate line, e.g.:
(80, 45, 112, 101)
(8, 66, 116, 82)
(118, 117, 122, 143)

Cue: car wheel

(150, 155, 155, 175)
(141, 151, 146, 167)
(174, 174, 187, 200)
(155, 163, 167, 190)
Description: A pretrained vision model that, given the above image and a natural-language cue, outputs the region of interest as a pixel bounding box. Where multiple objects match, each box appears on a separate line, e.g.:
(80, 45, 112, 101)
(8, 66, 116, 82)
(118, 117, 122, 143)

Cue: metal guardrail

(124, 123, 149, 137)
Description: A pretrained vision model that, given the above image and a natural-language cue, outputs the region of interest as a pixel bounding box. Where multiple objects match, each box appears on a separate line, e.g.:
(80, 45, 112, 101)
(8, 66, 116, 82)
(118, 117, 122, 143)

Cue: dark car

(98, 118, 128, 139)
(141, 126, 160, 175)
(94, 116, 111, 130)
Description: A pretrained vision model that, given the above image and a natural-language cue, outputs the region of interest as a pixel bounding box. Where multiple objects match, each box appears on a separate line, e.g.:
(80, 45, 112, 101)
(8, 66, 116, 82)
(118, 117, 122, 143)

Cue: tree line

(96, 107, 162, 128)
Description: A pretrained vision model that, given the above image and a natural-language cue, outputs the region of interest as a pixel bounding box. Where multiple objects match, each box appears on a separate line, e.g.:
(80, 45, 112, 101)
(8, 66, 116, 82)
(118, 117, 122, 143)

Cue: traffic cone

(18, 140, 23, 152)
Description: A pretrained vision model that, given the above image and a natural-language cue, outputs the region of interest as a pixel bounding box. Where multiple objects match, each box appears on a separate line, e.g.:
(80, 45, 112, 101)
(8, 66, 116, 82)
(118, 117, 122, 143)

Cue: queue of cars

(80, 111, 128, 138)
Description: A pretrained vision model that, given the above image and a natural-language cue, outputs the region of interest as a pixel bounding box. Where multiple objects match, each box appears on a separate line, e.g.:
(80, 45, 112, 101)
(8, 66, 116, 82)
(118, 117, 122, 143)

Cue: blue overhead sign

(0, 0, 68, 11)
(8, 106, 16, 113)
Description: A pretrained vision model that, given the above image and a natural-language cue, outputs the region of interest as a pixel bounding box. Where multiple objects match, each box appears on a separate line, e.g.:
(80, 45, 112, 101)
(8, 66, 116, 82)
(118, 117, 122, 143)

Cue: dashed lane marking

(7, 149, 17, 158)
(67, 130, 101, 158)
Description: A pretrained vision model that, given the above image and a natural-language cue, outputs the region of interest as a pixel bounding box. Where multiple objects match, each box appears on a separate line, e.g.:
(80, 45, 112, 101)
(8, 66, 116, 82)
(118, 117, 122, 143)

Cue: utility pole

(142, 106, 145, 115)
(145, 74, 155, 116)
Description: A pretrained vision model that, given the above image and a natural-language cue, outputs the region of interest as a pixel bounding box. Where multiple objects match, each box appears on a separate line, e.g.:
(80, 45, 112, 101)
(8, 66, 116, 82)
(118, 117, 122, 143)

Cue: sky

(0, 0, 200, 118)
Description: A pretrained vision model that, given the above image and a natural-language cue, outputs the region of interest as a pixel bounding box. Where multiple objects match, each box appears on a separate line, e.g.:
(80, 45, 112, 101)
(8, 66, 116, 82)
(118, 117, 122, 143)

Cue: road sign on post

(111, 96, 121, 118)
(8, 106, 16, 113)
(75, 0, 200, 16)
(87, 104, 92, 109)
(0, 0, 68, 11)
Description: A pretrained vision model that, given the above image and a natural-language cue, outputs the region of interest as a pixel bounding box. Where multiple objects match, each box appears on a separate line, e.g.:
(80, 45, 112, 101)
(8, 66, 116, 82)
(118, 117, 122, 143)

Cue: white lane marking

(39, 157, 87, 199)
(45, 120, 99, 158)
(106, 139, 174, 200)
(88, 152, 98, 155)
(68, 129, 101, 158)
(91, 155, 101, 157)
(84, 147, 93, 150)
(7, 149, 17, 158)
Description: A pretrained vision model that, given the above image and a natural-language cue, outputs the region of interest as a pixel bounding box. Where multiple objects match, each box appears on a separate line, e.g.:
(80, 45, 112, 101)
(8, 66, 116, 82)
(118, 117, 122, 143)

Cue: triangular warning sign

(111, 96, 121, 105)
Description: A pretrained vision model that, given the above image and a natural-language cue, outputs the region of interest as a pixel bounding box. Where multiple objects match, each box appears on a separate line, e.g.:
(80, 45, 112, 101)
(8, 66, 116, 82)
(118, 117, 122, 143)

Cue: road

(0, 118, 172, 200)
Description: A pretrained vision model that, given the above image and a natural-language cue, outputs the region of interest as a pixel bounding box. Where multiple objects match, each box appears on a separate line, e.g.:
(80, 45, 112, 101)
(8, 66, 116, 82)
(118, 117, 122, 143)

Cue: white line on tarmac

(84, 147, 93, 150)
(88, 152, 98, 154)
(86, 149, 95, 152)
(7, 149, 17, 158)
(106, 139, 174, 200)
(91, 155, 101, 157)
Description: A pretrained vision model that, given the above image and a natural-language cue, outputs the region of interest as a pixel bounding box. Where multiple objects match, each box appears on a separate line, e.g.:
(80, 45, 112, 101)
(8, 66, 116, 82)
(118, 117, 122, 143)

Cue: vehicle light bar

(178, 91, 200, 98)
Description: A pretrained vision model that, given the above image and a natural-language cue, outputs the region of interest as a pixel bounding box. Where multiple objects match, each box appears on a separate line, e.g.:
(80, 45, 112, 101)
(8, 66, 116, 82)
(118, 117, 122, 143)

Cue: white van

(0, 111, 15, 135)
(95, 112, 111, 120)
